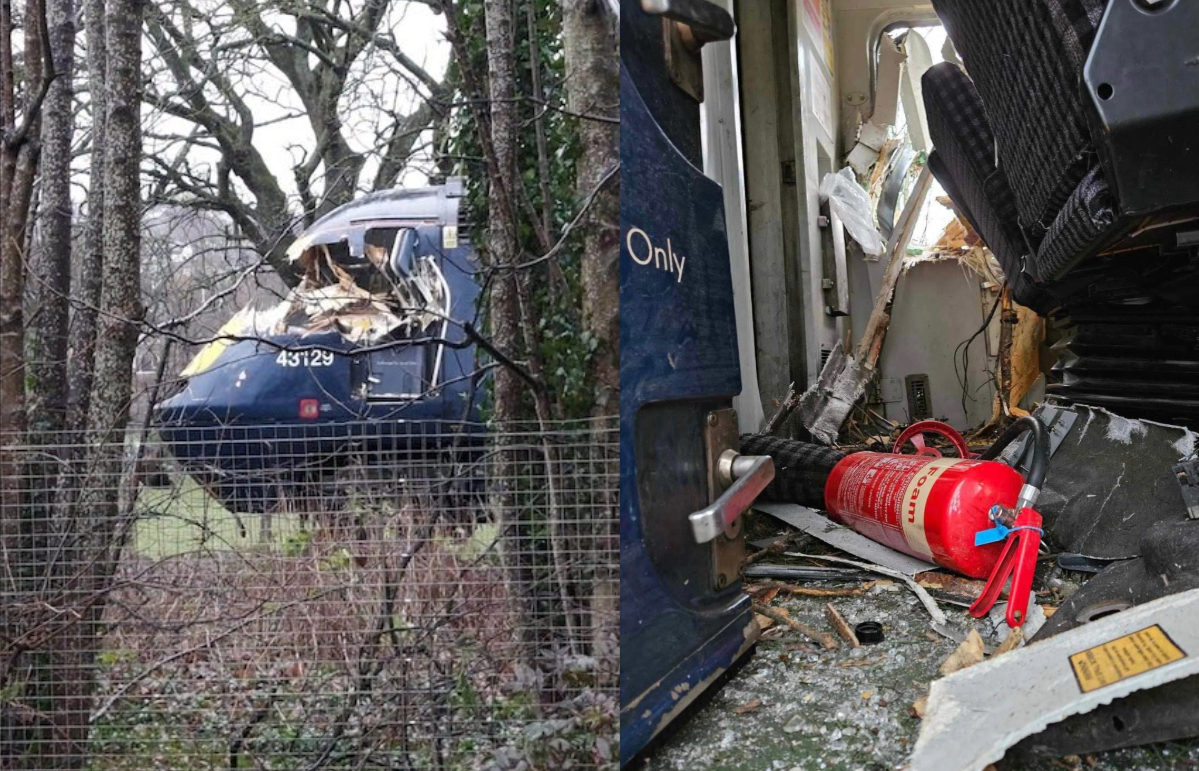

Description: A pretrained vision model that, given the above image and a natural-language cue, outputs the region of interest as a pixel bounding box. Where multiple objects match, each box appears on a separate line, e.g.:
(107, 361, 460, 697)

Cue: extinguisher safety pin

(974, 505, 1042, 546)
(969, 507, 1044, 627)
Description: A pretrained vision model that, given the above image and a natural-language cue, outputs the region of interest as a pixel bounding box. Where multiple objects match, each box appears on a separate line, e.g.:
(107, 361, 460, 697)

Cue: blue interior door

(619, 0, 760, 762)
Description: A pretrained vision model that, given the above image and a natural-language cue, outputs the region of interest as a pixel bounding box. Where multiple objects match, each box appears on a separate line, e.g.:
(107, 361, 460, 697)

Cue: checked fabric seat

(922, 62, 1057, 314)
(929, 0, 1121, 284)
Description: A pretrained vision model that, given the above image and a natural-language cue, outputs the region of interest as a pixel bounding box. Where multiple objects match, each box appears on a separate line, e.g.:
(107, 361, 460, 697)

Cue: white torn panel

(857, 122, 890, 152)
(754, 502, 937, 576)
(1103, 412, 1149, 445)
(911, 587, 1199, 771)
(846, 142, 881, 178)
(872, 35, 904, 126)
(1173, 429, 1197, 460)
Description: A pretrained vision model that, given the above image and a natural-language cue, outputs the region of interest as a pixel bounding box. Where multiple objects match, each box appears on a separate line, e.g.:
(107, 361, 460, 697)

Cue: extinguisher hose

(978, 415, 1049, 509)
(739, 434, 847, 509)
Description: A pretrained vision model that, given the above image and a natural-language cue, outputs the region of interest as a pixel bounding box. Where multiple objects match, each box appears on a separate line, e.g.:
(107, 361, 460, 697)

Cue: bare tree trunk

(1, 0, 44, 646)
(29, 0, 73, 434)
(12, 0, 80, 765)
(561, 0, 619, 682)
(480, 0, 553, 699)
(2, 1, 65, 765)
(526, 0, 554, 243)
(86, 0, 142, 507)
(563, 0, 618, 417)
(0, 0, 43, 542)
(66, 0, 105, 431)
(484, 0, 522, 425)
(0, 0, 22, 586)
(34, 1, 145, 767)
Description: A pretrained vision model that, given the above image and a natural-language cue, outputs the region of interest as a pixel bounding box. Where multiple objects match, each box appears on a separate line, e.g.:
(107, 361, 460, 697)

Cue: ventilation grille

(905, 373, 933, 420)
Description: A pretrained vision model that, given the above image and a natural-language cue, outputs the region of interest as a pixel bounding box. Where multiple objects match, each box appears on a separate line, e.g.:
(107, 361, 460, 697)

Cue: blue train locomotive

(153, 179, 487, 513)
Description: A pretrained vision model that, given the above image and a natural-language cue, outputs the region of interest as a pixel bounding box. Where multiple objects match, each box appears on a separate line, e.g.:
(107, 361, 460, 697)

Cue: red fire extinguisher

(823, 418, 1048, 627)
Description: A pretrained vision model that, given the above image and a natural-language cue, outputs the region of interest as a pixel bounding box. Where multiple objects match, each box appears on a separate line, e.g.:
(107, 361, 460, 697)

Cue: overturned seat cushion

(1033, 165, 1119, 281)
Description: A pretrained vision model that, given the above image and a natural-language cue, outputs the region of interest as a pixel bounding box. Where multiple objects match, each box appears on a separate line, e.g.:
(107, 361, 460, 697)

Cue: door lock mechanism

(690, 450, 775, 543)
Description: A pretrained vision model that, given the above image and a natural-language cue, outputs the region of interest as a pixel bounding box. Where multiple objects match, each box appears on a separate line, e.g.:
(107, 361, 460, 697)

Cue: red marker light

(299, 399, 320, 419)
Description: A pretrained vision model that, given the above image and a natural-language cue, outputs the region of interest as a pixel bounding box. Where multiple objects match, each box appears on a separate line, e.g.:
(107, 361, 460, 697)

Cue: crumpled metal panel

(1035, 404, 1197, 559)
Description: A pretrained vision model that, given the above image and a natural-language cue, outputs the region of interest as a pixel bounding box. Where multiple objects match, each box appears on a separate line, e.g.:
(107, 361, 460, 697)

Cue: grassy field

(131, 473, 499, 560)
(133, 476, 305, 559)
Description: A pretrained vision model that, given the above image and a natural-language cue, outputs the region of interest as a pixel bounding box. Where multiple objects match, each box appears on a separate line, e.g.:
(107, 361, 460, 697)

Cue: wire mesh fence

(0, 417, 618, 770)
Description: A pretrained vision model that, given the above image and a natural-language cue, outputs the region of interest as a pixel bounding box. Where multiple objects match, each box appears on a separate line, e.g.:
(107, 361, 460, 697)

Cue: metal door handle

(641, 0, 735, 44)
(689, 451, 775, 543)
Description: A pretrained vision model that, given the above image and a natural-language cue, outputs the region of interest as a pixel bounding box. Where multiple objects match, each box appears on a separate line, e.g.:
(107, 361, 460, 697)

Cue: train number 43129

(275, 349, 335, 367)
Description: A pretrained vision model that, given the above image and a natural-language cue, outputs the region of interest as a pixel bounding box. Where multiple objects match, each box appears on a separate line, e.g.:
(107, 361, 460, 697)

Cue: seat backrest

(929, 151, 1055, 314)
(1042, 0, 1106, 74)
(931, 0, 1105, 239)
(921, 68, 1021, 272)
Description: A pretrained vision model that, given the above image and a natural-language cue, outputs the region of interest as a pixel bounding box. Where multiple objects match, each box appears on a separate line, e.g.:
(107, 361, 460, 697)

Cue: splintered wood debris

(938, 628, 985, 675)
(747, 580, 863, 599)
(825, 603, 860, 647)
(751, 603, 838, 650)
(733, 698, 762, 715)
(915, 572, 988, 596)
(230, 241, 452, 346)
(994, 626, 1024, 655)
(786, 551, 948, 626)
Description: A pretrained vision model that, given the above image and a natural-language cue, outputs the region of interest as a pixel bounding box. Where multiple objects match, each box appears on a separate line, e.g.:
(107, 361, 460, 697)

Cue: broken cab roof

(286, 177, 465, 262)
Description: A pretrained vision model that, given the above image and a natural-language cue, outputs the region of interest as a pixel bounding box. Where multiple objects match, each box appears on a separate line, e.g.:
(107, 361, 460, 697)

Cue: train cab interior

(620, 0, 1199, 766)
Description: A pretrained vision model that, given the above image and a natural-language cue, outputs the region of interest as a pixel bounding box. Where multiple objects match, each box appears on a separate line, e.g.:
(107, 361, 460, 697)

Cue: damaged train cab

(153, 179, 485, 513)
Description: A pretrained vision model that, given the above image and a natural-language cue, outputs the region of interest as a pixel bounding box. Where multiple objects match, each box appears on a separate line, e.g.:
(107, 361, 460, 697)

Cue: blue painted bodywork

(154, 182, 486, 512)
(619, 57, 758, 763)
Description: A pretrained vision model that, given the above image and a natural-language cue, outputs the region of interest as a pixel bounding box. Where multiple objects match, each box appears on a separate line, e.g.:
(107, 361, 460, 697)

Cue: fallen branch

(743, 538, 790, 567)
(839, 657, 886, 668)
(752, 603, 838, 650)
(796, 165, 934, 444)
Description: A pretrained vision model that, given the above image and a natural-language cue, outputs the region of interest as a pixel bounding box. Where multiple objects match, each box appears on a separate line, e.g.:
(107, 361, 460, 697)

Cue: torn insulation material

(1103, 411, 1150, 445)
(1174, 429, 1198, 460)
(221, 239, 451, 349)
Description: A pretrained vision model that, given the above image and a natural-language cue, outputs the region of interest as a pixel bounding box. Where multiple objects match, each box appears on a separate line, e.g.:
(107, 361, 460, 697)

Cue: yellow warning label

(1069, 624, 1186, 694)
